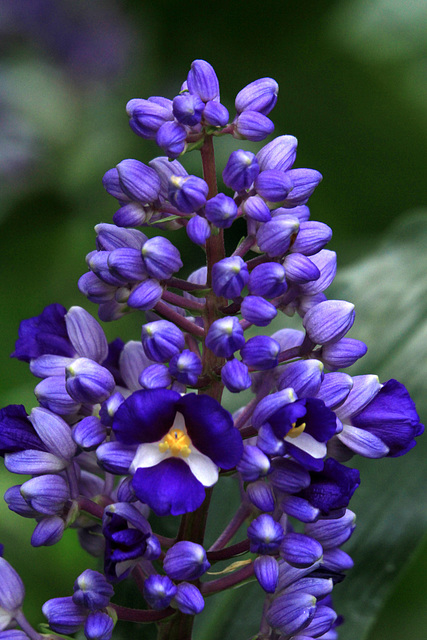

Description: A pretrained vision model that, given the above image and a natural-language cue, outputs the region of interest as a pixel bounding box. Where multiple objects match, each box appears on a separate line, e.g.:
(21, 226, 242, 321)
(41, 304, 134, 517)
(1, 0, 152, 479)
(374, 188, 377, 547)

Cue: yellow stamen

(158, 428, 192, 457)
(287, 422, 306, 439)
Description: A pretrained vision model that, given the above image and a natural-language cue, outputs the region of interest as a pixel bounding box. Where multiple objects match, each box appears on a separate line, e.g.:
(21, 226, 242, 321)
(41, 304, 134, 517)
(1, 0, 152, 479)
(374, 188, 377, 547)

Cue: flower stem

(209, 503, 251, 551)
(154, 300, 205, 338)
(112, 603, 174, 623)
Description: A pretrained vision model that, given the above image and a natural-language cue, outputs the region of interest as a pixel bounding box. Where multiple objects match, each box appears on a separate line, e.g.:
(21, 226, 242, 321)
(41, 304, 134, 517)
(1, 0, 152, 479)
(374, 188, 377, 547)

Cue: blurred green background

(1, 0, 427, 638)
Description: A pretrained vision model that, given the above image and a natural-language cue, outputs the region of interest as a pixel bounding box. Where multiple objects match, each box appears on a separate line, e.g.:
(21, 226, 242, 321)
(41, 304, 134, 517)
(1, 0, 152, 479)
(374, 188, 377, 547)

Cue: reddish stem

(154, 300, 205, 338)
(162, 289, 205, 312)
(111, 603, 174, 623)
(207, 538, 250, 562)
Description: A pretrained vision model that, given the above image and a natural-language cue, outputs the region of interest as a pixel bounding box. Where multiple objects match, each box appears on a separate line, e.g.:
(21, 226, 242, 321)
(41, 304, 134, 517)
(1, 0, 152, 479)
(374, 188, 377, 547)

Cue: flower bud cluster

(0, 58, 422, 640)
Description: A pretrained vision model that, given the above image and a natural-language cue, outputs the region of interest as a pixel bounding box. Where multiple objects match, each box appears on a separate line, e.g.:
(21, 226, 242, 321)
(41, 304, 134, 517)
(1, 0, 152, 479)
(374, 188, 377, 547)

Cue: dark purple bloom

(240, 336, 280, 370)
(0, 404, 44, 455)
(112, 389, 243, 516)
(247, 514, 285, 554)
(143, 575, 176, 610)
(222, 150, 259, 192)
(11, 303, 73, 362)
(221, 359, 252, 393)
(298, 458, 360, 517)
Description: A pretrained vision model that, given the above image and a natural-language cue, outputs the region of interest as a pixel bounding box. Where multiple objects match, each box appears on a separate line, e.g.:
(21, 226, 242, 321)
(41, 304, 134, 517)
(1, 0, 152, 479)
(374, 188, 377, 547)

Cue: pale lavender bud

(119, 340, 154, 391)
(149, 156, 188, 199)
(168, 175, 208, 213)
(241, 336, 281, 370)
(186, 215, 211, 245)
(78, 272, 116, 304)
(237, 445, 270, 481)
(107, 248, 146, 282)
(283, 253, 320, 284)
(281, 495, 320, 523)
(241, 295, 277, 327)
(31, 516, 65, 547)
(0, 557, 25, 612)
(256, 215, 299, 257)
(254, 170, 293, 202)
(266, 592, 317, 637)
(222, 149, 259, 191)
(173, 583, 204, 615)
(247, 480, 275, 512)
(283, 168, 323, 206)
(277, 359, 324, 398)
(272, 204, 311, 222)
(242, 195, 271, 222)
(5, 485, 40, 518)
(84, 611, 114, 640)
(96, 442, 137, 475)
(156, 121, 187, 159)
(203, 101, 229, 126)
(98, 300, 128, 322)
(269, 458, 311, 493)
(72, 416, 107, 450)
(116, 159, 161, 204)
(234, 111, 274, 141)
(173, 93, 204, 126)
(20, 474, 69, 515)
(205, 193, 238, 228)
(5, 450, 68, 475)
(42, 597, 87, 635)
(272, 328, 305, 351)
(127, 279, 163, 311)
(66, 358, 115, 404)
(126, 97, 173, 139)
(187, 60, 219, 102)
(305, 509, 356, 549)
(303, 605, 337, 638)
(248, 262, 287, 298)
(303, 300, 355, 345)
(335, 374, 381, 423)
(221, 359, 252, 393)
(235, 77, 279, 115)
(298, 249, 337, 296)
(321, 338, 368, 370)
(139, 364, 172, 389)
(247, 514, 284, 554)
(205, 317, 245, 358)
(315, 372, 353, 409)
(73, 569, 114, 610)
(95, 224, 147, 251)
(65, 306, 109, 363)
(257, 135, 298, 171)
(290, 221, 332, 256)
(143, 575, 177, 610)
(164, 541, 210, 580)
(141, 320, 185, 362)
(102, 168, 132, 203)
(280, 533, 323, 568)
(29, 407, 76, 460)
(169, 350, 202, 386)
(141, 236, 183, 280)
(212, 256, 249, 298)
(35, 376, 81, 416)
(254, 556, 279, 593)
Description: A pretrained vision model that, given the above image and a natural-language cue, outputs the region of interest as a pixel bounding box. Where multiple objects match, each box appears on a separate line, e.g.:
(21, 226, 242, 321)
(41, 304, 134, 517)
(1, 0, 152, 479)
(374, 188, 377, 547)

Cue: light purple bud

(0, 557, 25, 611)
(283, 253, 320, 284)
(143, 575, 177, 610)
(107, 248, 146, 282)
(78, 272, 116, 304)
(321, 338, 368, 370)
(173, 583, 204, 615)
(72, 416, 107, 450)
(5, 485, 40, 518)
(277, 360, 324, 398)
(95, 224, 147, 251)
(273, 204, 311, 222)
(315, 372, 353, 409)
(149, 156, 188, 199)
(73, 569, 114, 611)
(5, 450, 68, 475)
(66, 358, 115, 404)
(212, 256, 249, 298)
(303, 300, 355, 345)
(96, 441, 138, 475)
(335, 374, 381, 423)
(169, 350, 202, 386)
(284, 576, 333, 600)
(269, 458, 311, 493)
(65, 306, 109, 364)
(42, 596, 87, 635)
(241, 295, 277, 327)
(141, 236, 183, 280)
(257, 424, 285, 457)
(168, 175, 208, 213)
(221, 359, 252, 393)
(246, 480, 275, 512)
(299, 249, 337, 296)
(102, 168, 132, 203)
(84, 611, 114, 640)
(120, 340, 154, 391)
(29, 407, 76, 460)
(20, 474, 69, 515)
(127, 279, 163, 311)
(0, 631, 31, 639)
(164, 541, 210, 580)
(235, 77, 279, 115)
(247, 514, 285, 554)
(141, 320, 185, 362)
(173, 93, 204, 126)
(30, 355, 75, 379)
(35, 376, 81, 416)
(290, 221, 332, 256)
(272, 328, 305, 351)
(186, 215, 211, 245)
(281, 495, 320, 523)
(248, 262, 287, 298)
(298, 292, 328, 317)
(203, 101, 229, 126)
(205, 193, 238, 228)
(256, 215, 299, 257)
(254, 556, 279, 593)
(257, 135, 298, 172)
(31, 516, 65, 547)
(237, 445, 270, 481)
(139, 364, 172, 389)
(267, 592, 317, 637)
(126, 97, 173, 139)
(323, 548, 354, 572)
(284, 168, 323, 206)
(280, 533, 323, 568)
(222, 149, 259, 192)
(241, 336, 281, 370)
(303, 604, 337, 638)
(255, 170, 293, 203)
(242, 195, 272, 222)
(187, 60, 219, 102)
(205, 317, 245, 358)
(88, 252, 127, 287)
(156, 121, 187, 159)
(99, 392, 125, 427)
(116, 159, 161, 204)
(234, 111, 274, 141)
(305, 509, 356, 549)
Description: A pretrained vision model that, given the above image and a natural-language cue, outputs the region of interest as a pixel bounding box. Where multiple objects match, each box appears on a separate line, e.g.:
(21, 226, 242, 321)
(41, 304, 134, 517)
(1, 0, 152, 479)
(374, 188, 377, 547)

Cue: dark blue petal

(0, 405, 44, 455)
(303, 397, 337, 442)
(113, 389, 180, 445)
(177, 394, 243, 468)
(11, 303, 73, 362)
(132, 458, 206, 516)
(268, 400, 306, 438)
(299, 459, 360, 516)
(285, 440, 325, 472)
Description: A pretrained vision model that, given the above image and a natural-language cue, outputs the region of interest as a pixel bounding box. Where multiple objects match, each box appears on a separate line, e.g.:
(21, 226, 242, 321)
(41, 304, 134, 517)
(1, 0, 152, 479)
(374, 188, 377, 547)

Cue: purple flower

(235, 77, 279, 115)
(168, 175, 209, 213)
(11, 303, 73, 362)
(173, 93, 205, 126)
(222, 150, 259, 191)
(205, 317, 245, 358)
(112, 389, 243, 515)
(212, 256, 249, 298)
(187, 60, 220, 102)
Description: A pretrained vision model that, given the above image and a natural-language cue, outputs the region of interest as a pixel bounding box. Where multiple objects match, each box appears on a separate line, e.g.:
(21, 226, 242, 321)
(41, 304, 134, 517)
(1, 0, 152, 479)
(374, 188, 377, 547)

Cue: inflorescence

(0, 59, 423, 640)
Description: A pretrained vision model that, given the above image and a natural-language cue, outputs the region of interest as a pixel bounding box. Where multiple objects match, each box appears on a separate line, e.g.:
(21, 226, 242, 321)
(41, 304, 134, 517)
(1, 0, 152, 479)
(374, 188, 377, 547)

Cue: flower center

(287, 422, 306, 439)
(158, 428, 192, 457)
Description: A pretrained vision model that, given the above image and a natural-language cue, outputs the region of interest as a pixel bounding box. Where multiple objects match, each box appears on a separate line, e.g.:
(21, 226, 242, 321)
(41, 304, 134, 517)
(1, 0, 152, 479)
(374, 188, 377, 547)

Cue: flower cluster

(0, 59, 422, 640)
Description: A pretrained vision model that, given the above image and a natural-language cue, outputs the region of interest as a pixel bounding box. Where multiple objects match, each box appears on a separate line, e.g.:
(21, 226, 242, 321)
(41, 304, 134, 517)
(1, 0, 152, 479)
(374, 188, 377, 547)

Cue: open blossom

(0, 57, 421, 640)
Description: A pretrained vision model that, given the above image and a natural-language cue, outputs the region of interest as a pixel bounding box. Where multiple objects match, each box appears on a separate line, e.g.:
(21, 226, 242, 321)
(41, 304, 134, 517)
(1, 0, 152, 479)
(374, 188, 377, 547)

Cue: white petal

(285, 432, 327, 459)
(0, 607, 13, 631)
(185, 448, 219, 487)
(130, 442, 168, 473)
